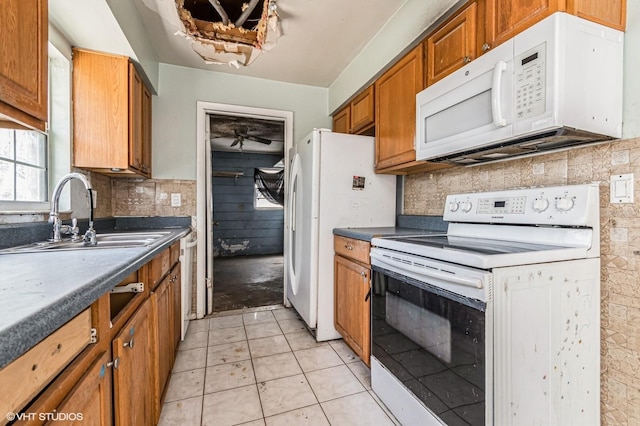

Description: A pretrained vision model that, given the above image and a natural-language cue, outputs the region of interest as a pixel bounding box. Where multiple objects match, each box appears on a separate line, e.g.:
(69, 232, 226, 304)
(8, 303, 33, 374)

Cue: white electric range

(370, 183, 601, 426)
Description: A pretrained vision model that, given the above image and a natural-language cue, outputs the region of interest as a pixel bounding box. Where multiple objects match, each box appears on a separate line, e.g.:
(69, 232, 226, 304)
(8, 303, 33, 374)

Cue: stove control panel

(443, 183, 599, 227)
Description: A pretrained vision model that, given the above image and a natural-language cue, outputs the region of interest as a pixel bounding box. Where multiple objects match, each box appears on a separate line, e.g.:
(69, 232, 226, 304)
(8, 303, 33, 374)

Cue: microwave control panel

(515, 42, 546, 120)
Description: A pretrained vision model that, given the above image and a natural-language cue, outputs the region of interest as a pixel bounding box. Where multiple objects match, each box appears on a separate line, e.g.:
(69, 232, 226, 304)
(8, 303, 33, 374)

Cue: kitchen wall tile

(404, 137, 640, 424)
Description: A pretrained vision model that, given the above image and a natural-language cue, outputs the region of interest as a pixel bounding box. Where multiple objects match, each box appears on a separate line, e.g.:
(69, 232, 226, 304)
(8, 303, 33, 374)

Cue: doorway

(195, 103, 293, 318)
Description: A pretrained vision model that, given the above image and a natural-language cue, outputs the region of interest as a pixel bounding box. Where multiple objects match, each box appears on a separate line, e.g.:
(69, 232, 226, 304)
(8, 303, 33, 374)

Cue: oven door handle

(371, 252, 483, 289)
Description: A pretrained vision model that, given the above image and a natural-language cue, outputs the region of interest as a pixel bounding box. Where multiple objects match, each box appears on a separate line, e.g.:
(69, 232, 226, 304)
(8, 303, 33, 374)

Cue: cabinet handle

(365, 289, 371, 302)
(482, 42, 491, 52)
(107, 357, 120, 369)
(123, 338, 134, 349)
(463, 56, 472, 64)
(345, 244, 353, 250)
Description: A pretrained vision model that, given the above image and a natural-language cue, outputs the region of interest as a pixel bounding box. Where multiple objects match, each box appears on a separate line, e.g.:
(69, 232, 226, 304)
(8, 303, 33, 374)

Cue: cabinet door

(567, 0, 626, 30)
(485, 0, 558, 50)
(129, 63, 145, 175)
(332, 106, 350, 134)
(350, 85, 375, 134)
(171, 263, 182, 351)
(375, 45, 424, 171)
(0, 0, 48, 129)
(141, 82, 152, 177)
(426, 2, 478, 86)
(152, 275, 173, 414)
(334, 255, 371, 365)
(112, 298, 154, 426)
(52, 351, 112, 425)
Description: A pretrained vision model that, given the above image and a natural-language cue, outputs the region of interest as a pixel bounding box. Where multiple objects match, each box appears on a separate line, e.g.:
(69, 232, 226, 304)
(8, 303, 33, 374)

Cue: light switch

(610, 174, 634, 203)
(171, 193, 182, 207)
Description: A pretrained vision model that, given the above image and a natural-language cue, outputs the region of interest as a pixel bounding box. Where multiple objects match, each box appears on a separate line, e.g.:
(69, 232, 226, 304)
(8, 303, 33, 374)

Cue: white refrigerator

(285, 129, 396, 341)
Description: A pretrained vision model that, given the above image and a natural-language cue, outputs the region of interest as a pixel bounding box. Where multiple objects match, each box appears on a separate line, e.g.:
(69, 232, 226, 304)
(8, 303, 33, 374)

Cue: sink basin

(0, 231, 172, 254)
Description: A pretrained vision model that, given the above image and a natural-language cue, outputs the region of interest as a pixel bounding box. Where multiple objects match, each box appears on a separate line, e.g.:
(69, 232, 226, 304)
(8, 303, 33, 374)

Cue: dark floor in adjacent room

(212, 254, 284, 312)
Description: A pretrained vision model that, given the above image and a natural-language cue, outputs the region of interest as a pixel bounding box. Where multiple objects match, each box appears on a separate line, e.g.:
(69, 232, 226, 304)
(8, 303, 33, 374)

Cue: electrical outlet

(171, 193, 182, 207)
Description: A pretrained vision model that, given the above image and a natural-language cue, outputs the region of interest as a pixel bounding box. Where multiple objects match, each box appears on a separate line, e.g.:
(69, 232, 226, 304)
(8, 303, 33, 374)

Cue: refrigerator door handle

(287, 153, 302, 295)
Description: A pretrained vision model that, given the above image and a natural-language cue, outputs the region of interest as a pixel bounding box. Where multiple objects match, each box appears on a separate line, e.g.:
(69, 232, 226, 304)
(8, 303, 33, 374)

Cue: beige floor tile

(321, 391, 395, 426)
(245, 321, 283, 340)
(209, 325, 246, 345)
(257, 374, 318, 417)
(306, 365, 366, 402)
(369, 390, 401, 425)
(253, 352, 303, 382)
(210, 314, 244, 329)
(328, 340, 360, 364)
(285, 332, 327, 351)
(205, 359, 255, 393)
(347, 361, 372, 390)
(207, 341, 251, 366)
(248, 334, 291, 358)
(178, 331, 208, 351)
(186, 319, 209, 334)
(294, 345, 343, 372)
(277, 318, 308, 334)
(238, 420, 266, 426)
(265, 404, 329, 426)
(173, 347, 207, 373)
(202, 385, 263, 426)
(272, 308, 299, 321)
(158, 395, 202, 426)
(243, 310, 276, 325)
(164, 368, 206, 403)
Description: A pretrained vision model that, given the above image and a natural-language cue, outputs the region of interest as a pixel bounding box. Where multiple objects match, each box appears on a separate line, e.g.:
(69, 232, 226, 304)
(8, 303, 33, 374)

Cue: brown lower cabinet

(8, 242, 183, 425)
(333, 235, 372, 366)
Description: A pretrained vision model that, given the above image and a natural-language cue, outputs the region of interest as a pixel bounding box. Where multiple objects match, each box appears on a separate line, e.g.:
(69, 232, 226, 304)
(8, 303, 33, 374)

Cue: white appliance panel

(286, 129, 396, 341)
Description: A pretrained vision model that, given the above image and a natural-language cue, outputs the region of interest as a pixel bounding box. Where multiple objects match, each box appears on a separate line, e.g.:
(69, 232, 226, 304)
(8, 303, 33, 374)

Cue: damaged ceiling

(175, 0, 280, 67)
(130, 0, 406, 86)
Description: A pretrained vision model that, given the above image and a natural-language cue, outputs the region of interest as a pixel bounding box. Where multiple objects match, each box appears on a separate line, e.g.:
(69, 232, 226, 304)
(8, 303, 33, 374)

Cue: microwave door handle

(491, 61, 507, 127)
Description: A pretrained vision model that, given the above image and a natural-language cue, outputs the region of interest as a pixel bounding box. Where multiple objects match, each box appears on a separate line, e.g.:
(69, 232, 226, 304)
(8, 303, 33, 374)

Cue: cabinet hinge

(111, 282, 144, 294)
(90, 328, 98, 344)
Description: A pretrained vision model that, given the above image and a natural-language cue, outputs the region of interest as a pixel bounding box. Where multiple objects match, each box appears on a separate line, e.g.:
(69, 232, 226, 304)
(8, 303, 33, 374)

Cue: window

(0, 129, 48, 202)
(254, 167, 284, 209)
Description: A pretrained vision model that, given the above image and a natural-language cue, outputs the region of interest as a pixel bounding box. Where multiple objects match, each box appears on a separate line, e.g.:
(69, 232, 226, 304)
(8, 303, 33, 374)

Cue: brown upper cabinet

(484, 0, 625, 56)
(426, 2, 479, 87)
(374, 46, 425, 172)
(72, 48, 152, 178)
(0, 0, 48, 131)
(332, 85, 375, 135)
(426, 0, 626, 87)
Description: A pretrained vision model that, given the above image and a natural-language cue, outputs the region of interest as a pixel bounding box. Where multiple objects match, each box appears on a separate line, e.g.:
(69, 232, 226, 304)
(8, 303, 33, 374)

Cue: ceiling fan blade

(230, 136, 243, 147)
(243, 134, 273, 144)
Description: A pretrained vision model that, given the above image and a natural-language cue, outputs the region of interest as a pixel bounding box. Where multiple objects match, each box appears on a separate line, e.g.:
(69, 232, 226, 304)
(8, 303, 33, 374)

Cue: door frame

(196, 102, 294, 318)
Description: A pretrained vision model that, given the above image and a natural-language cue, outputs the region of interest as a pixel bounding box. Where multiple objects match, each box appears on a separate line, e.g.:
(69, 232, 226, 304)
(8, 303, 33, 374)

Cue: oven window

(372, 268, 486, 425)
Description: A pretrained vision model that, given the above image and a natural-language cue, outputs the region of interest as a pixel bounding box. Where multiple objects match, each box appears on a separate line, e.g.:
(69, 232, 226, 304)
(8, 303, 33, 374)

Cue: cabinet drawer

(150, 248, 171, 290)
(334, 236, 371, 265)
(0, 309, 92, 415)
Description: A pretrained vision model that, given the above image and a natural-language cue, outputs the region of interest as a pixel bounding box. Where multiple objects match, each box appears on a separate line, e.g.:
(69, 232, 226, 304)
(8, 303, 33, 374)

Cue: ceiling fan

(230, 127, 273, 150)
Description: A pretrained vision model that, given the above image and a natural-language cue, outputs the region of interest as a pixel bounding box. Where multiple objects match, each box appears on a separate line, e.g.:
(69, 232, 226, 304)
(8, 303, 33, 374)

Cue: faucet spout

(49, 172, 94, 242)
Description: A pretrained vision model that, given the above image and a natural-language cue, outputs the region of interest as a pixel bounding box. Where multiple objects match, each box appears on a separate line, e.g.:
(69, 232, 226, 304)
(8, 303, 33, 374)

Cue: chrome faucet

(49, 172, 96, 246)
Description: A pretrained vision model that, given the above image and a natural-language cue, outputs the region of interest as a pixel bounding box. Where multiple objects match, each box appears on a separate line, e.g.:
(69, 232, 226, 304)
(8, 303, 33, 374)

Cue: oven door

(371, 264, 493, 426)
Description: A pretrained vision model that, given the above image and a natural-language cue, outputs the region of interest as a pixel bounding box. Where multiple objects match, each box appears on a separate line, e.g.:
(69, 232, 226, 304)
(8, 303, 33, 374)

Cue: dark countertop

(333, 226, 445, 242)
(333, 215, 448, 242)
(0, 227, 190, 369)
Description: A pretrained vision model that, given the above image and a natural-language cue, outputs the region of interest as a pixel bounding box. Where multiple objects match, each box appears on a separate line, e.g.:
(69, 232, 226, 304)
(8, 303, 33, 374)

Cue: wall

(404, 139, 640, 425)
(328, 0, 458, 113)
(152, 63, 331, 180)
(110, 178, 196, 218)
(212, 151, 284, 257)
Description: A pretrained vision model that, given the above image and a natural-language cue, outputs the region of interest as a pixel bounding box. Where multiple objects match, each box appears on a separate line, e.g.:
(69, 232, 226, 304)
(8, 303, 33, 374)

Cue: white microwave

(416, 12, 623, 165)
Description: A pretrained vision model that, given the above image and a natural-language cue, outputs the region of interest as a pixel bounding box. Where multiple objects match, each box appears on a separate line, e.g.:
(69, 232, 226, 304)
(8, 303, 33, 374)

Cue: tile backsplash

(404, 138, 640, 425)
(110, 178, 196, 217)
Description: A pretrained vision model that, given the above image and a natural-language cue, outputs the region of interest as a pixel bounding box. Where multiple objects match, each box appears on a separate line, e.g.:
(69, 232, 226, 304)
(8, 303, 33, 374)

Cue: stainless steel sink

(0, 231, 172, 254)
